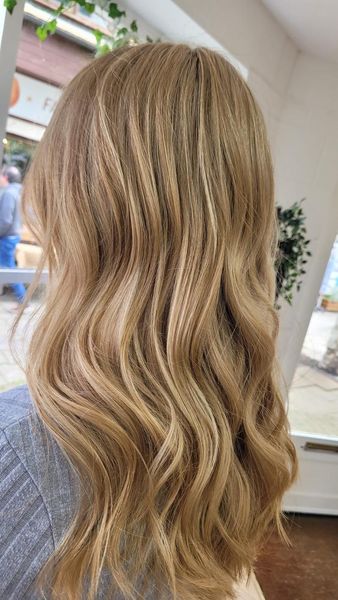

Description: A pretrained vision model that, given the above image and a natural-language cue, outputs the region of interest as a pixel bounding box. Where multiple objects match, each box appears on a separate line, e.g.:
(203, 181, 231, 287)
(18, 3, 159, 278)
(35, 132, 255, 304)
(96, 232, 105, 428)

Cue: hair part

(19, 43, 297, 600)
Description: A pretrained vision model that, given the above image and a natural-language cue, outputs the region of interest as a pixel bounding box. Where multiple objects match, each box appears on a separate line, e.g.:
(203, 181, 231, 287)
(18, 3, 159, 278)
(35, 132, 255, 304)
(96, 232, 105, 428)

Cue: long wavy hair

(19, 43, 297, 599)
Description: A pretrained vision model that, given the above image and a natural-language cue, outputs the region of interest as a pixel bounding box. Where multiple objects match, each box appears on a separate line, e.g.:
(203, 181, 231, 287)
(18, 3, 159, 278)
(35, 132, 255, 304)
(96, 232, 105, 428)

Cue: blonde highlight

(20, 44, 296, 599)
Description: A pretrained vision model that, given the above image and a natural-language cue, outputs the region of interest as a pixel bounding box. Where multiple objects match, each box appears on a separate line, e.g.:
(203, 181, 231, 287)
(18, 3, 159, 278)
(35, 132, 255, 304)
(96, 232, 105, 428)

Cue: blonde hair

(20, 43, 297, 599)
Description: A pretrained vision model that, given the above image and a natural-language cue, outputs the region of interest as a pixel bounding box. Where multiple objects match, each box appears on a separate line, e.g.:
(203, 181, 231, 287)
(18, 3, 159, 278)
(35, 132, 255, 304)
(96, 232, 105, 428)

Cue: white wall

(124, 0, 298, 146)
(122, 0, 248, 77)
(275, 54, 338, 384)
(173, 0, 298, 148)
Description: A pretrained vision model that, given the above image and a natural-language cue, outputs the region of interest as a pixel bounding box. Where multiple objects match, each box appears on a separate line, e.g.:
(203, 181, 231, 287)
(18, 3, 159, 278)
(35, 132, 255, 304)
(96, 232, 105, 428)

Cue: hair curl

(20, 43, 297, 600)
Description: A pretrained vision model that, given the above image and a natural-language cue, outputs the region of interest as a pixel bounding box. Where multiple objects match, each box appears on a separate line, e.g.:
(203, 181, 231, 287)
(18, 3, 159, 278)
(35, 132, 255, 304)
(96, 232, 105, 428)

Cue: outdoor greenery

(276, 200, 311, 305)
(4, 0, 157, 53)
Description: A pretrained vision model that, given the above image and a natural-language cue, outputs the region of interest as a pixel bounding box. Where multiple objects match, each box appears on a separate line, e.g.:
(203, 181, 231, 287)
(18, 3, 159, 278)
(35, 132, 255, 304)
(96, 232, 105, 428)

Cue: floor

(289, 363, 338, 437)
(256, 514, 338, 600)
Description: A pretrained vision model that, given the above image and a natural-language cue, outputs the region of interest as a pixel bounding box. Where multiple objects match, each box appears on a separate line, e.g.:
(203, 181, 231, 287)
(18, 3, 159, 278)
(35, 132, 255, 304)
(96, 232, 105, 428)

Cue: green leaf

(108, 2, 126, 18)
(112, 36, 129, 48)
(36, 18, 57, 41)
(93, 29, 103, 42)
(96, 42, 112, 56)
(84, 2, 95, 14)
(36, 24, 49, 41)
(4, 0, 17, 15)
(49, 18, 57, 33)
(116, 26, 128, 37)
(130, 19, 138, 32)
(146, 35, 153, 43)
(54, 5, 64, 16)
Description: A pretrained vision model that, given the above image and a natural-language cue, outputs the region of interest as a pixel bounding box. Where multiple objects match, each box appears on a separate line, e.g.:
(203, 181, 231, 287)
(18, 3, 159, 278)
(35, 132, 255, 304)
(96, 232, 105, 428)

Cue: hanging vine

(4, 0, 158, 54)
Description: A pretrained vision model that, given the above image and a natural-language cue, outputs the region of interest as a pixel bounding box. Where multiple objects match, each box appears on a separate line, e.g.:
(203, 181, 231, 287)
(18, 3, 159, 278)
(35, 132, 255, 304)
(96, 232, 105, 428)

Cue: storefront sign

(9, 73, 62, 127)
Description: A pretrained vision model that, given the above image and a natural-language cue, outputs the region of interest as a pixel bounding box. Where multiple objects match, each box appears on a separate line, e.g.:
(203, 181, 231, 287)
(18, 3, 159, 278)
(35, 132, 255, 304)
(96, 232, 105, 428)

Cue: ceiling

(262, 0, 338, 64)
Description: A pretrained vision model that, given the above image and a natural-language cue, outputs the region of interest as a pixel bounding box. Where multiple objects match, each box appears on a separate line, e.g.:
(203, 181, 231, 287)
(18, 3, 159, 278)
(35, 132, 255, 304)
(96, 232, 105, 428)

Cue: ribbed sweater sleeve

(0, 428, 54, 600)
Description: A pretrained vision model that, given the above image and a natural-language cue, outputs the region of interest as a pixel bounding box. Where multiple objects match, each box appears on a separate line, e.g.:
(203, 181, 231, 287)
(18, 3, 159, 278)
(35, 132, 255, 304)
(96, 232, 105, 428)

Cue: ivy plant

(276, 199, 311, 305)
(4, 0, 158, 53)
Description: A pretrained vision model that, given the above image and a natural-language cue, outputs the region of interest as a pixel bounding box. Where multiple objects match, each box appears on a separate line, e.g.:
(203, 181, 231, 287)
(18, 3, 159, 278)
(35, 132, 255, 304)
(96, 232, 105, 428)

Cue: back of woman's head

(22, 43, 296, 599)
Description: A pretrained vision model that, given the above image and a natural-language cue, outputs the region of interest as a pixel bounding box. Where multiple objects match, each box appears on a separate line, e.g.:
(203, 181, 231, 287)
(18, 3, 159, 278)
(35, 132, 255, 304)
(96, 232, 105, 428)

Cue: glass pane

(289, 235, 338, 438)
(0, 290, 27, 393)
(0, 272, 45, 393)
(0, 233, 45, 392)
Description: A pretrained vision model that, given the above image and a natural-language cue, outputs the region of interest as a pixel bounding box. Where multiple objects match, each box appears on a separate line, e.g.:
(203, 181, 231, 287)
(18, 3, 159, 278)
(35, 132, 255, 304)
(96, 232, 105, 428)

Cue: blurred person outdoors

(0, 164, 26, 305)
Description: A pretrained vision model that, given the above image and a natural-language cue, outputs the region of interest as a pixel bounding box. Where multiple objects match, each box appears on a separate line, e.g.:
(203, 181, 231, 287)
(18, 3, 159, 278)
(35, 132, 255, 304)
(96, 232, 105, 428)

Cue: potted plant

(275, 199, 311, 306)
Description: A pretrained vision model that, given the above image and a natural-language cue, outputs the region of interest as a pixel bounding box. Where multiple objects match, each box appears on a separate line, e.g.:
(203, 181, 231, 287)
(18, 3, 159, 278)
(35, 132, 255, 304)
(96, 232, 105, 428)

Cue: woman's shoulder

(0, 386, 80, 598)
(0, 385, 80, 526)
(0, 386, 78, 600)
(0, 385, 59, 492)
(0, 384, 33, 429)
(0, 385, 41, 485)
(0, 386, 54, 598)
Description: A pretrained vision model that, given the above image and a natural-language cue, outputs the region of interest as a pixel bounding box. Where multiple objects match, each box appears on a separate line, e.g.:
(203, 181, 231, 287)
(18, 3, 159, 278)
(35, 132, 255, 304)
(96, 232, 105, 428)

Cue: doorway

(284, 235, 338, 515)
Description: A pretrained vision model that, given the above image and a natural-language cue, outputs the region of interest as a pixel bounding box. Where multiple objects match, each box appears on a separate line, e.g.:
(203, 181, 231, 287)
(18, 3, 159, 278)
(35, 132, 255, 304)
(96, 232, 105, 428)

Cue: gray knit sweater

(0, 385, 79, 599)
(0, 387, 260, 600)
(0, 387, 162, 600)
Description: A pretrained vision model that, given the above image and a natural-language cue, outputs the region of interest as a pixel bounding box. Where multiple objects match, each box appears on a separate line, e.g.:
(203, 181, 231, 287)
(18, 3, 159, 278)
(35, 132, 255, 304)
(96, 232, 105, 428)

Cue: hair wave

(19, 43, 297, 599)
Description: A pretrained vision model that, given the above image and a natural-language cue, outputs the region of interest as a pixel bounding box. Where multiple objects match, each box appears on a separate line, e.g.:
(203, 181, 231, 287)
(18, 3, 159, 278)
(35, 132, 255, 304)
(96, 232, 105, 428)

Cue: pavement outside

(0, 291, 35, 392)
(289, 310, 338, 438)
